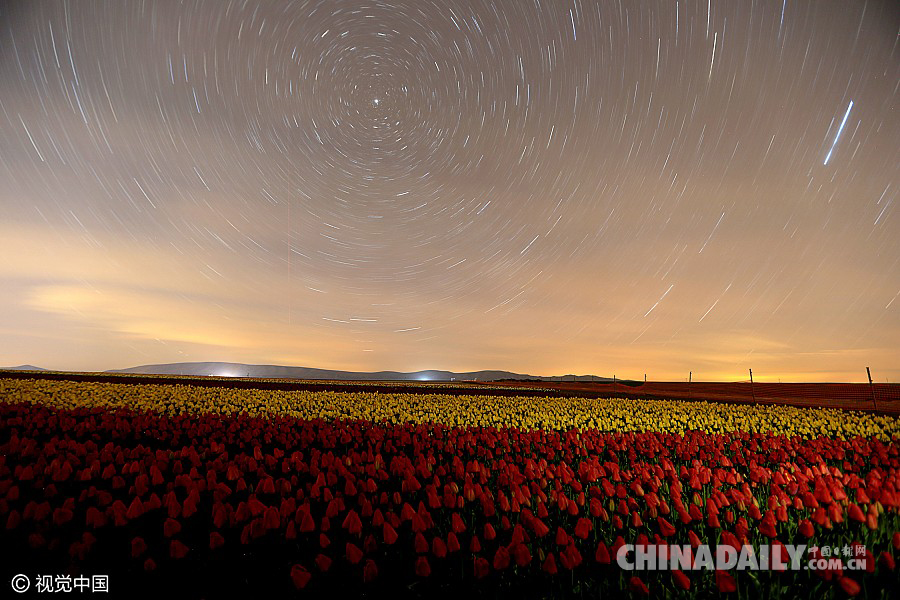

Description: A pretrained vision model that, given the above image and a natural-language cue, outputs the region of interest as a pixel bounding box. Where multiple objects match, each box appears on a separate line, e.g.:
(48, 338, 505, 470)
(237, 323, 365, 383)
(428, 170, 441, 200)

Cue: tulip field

(2, 377, 900, 598)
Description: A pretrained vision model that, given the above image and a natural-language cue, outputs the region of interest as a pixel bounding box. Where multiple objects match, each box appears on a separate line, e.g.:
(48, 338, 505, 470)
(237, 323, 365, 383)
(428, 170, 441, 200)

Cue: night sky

(0, 1, 897, 382)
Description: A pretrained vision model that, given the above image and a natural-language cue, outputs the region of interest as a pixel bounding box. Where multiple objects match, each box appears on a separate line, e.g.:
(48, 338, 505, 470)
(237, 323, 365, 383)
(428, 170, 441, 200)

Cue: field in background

(487, 381, 900, 415)
(2, 369, 898, 415)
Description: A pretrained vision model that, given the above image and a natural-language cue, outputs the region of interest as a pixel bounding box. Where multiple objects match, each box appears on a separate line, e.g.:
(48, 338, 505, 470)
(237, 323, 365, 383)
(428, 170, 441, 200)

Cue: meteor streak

(824, 100, 853, 165)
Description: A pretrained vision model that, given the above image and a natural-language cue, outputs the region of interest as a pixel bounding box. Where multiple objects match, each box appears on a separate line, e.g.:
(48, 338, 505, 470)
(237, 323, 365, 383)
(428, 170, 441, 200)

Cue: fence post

(613, 375, 616, 395)
(688, 371, 692, 399)
(749, 369, 756, 402)
(867, 367, 878, 412)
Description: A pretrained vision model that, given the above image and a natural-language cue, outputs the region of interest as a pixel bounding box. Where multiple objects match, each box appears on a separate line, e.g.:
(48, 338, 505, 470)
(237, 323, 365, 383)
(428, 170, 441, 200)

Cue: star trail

(0, 1, 897, 382)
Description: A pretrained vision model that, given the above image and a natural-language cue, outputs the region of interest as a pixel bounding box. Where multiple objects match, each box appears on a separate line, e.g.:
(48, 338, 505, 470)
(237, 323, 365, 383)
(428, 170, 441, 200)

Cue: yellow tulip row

(2, 377, 897, 440)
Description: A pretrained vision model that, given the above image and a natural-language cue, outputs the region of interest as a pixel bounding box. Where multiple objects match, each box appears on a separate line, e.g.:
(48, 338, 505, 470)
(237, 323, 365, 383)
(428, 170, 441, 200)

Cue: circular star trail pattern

(0, 1, 897, 380)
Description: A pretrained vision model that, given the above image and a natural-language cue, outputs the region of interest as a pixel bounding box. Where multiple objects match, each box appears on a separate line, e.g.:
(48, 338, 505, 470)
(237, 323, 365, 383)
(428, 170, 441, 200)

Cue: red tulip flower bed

(2, 400, 899, 598)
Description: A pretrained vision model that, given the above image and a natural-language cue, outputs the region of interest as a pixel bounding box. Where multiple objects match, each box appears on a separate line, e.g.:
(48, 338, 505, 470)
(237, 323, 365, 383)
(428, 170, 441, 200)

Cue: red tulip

(383, 523, 398, 545)
(688, 503, 703, 521)
(542, 552, 558, 574)
(828, 503, 844, 524)
(848, 504, 865, 523)
(721, 531, 741, 551)
(363, 559, 378, 583)
(474, 557, 490, 579)
(866, 512, 878, 530)
(715, 569, 736, 592)
(411, 513, 427, 533)
(856, 545, 875, 574)
(563, 542, 583, 569)
(415, 556, 431, 577)
(432, 537, 447, 558)
(595, 541, 611, 564)
(126, 497, 144, 520)
(342, 510, 362, 536)
(451, 512, 466, 533)
(628, 576, 649, 596)
(290, 564, 311, 589)
(169, 540, 189, 559)
(52, 507, 73, 526)
(798, 519, 814, 538)
(688, 530, 701, 548)
(555, 527, 569, 546)
(150, 465, 164, 485)
(531, 517, 550, 537)
(512, 543, 531, 566)
(164, 518, 182, 537)
(284, 520, 297, 540)
(131, 537, 147, 558)
(299, 511, 316, 533)
(484, 523, 496, 540)
(447, 532, 460, 553)
(658, 516, 676, 537)
(315, 554, 332, 572)
(165, 496, 181, 519)
(735, 518, 750, 540)
(85, 507, 106, 528)
(182, 493, 199, 518)
(672, 570, 691, 590)
(493, 546, 510, 570)
(574, 517, 592, 539)
(837, 576, 860, 597)
(345, 542, 363, 564)
(414, 532, 429, 554)
(210, 532, 225, 549)
(758, 520, 777, 538)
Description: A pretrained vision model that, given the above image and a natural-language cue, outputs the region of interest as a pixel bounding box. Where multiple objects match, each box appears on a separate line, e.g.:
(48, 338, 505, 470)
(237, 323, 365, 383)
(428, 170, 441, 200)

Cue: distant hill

(107, 362, 612, 383)
(2, 365, 47, 371)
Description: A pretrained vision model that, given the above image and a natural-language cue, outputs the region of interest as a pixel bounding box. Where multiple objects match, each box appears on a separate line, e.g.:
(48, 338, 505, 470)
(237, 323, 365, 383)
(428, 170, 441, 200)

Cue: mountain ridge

(106, 361, 613, 382)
